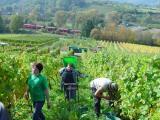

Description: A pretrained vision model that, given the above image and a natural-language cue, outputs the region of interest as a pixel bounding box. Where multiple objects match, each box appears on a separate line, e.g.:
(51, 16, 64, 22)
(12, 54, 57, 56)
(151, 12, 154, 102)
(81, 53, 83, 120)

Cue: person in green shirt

(24, 62, 50, 120)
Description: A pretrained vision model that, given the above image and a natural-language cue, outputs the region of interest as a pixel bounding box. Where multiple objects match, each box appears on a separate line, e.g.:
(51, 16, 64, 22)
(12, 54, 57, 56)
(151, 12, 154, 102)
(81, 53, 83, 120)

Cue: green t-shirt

(27, 74, 48, 102)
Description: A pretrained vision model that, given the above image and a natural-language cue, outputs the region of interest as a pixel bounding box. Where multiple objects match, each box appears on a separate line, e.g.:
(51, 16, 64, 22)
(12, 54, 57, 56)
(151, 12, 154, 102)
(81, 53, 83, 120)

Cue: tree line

(0, 8, 160, 47)
(0, 14, 23, 33)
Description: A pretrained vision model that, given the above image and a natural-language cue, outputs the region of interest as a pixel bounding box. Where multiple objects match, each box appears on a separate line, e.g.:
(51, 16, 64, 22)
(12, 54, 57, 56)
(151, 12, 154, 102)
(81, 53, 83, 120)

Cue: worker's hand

(47, 101, 51, 109)
(24, 92, 29, 100)
(109, 92, 120, 101)
(104, 96, 111, 100)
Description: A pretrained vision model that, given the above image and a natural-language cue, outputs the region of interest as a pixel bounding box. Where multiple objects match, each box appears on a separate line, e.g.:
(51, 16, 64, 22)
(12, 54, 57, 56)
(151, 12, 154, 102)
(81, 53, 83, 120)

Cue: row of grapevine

(0, 34, 160, 119)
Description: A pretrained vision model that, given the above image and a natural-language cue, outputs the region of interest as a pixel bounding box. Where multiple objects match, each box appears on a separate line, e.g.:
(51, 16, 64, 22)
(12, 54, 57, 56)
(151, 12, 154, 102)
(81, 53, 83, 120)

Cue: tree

(55, 11, 68, 27)
(125, 29, 135, 43)
(56, 0, 86, 10)
(81, 19, 94, 37)
(0, 15, 5, 33)
(117, 25, 127, 42)
(90, 28, 102, 40)
(10, 15, 23, 33)
(108, 12, 121, 25)
(153, 32, 160, 44)
(28, 9, 39, 22)
(67, 11, 77, 28)
(122, 13, 137, 23)
(102, 23, 117, 41)
(80, 9, 105, 37)
(135, 31, 153, 45)
(73, 0, 86, 7)
(57, 0, 72, 10)
(75, 9, 104, 29)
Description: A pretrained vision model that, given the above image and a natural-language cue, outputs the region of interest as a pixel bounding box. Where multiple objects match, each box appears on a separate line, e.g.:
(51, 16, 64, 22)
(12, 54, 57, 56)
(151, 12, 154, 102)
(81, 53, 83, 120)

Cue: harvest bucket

(63, 56, 78, 68)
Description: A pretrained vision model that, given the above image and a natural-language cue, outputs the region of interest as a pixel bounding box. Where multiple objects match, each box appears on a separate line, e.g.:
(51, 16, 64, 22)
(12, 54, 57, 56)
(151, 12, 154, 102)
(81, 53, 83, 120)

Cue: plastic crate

(63, 56, 78, 68)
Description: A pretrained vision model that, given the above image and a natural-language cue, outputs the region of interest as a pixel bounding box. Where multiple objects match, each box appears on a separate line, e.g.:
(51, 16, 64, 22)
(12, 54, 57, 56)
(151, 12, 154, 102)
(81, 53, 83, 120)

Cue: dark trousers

(91, 87, 101, 117)
(64, 85, 76, 100)
(0, 102, 10, 120)
(61, 80, 76, 100)
(33, 101, 45, 120)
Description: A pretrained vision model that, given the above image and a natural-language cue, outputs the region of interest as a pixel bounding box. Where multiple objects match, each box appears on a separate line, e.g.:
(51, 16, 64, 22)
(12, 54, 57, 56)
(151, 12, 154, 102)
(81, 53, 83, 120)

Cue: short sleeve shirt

(90, 78, 112, 91)
(27, 74, 48, 102)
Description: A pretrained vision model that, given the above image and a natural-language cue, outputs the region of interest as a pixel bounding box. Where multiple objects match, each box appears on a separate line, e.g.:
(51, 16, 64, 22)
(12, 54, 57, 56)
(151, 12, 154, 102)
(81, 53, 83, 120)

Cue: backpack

(62, 69, 75, 83)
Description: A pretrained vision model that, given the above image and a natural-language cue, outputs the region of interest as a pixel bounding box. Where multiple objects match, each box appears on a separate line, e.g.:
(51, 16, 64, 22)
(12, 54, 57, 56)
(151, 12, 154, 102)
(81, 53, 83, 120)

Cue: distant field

(117, 42, 160, 54)
(138, 7, 160, 13)
(1, 34, 160, 55)
(0, 34, 59, 53)
(87, 4, 115, 15)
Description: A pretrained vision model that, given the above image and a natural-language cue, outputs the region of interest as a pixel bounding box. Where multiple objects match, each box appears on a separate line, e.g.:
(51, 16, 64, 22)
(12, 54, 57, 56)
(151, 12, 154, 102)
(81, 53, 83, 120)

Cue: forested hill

(0, 0, 87, 14)
(0, 0, 159, 16)
(0, 0, 86, 7)
(0, 0, 19, 4)
(112, 0, 159, 6)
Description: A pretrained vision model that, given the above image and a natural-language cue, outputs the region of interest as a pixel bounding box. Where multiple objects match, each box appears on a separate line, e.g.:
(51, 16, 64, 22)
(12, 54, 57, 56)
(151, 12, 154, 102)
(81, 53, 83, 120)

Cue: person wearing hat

(90, 78, 118, 117)
(24, 62, 51, 120)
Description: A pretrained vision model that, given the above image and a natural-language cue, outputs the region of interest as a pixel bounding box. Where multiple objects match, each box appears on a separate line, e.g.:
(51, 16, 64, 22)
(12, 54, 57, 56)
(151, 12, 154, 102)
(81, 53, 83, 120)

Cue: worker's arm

(24, 86, 29, 100)
(45, 88, 51, 109)
(95, 87, 111, 100)
(59, 67, 65, 76)
(77, 71, 88, 78)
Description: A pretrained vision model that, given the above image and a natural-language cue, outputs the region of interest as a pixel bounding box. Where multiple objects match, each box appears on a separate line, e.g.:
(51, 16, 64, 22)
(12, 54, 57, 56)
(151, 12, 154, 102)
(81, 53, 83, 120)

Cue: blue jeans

(33, 101, 45, 120)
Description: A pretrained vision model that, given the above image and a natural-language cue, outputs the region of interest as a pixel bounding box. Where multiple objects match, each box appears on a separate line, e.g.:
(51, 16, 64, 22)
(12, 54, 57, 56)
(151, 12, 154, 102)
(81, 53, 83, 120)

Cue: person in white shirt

(90, 78, 118, 117)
